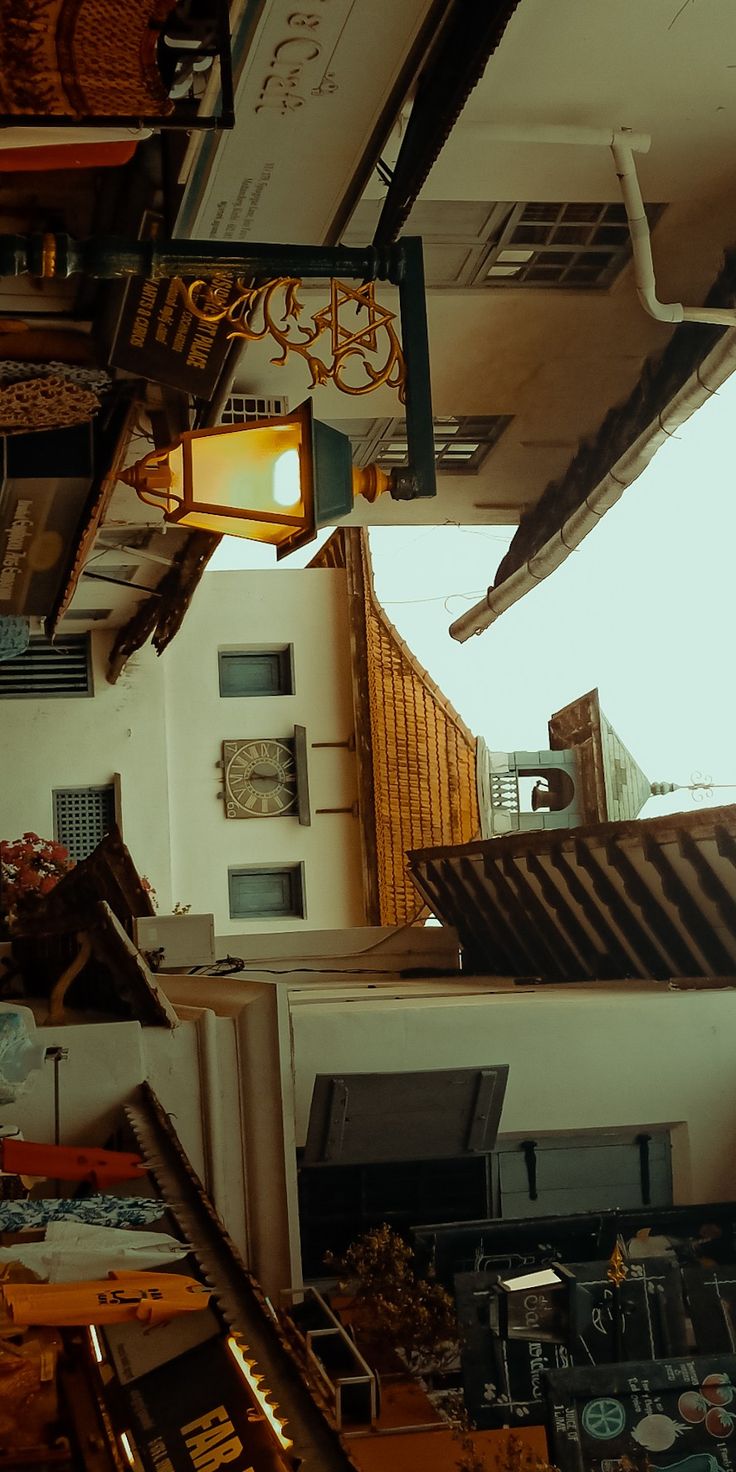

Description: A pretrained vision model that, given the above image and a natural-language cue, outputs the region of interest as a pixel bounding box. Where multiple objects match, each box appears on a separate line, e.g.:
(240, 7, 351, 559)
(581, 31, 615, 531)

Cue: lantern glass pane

(177, 510, 298, 543)
(188, 423, 306, 521)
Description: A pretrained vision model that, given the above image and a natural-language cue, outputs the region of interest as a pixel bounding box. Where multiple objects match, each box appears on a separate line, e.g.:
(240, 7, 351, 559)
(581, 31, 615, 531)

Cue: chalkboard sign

(456, 1262, 688, 1430)
(684, 1267, 736, 1355)
(416, 1202, 736, 1286)
(545, 1355, 736, 1472)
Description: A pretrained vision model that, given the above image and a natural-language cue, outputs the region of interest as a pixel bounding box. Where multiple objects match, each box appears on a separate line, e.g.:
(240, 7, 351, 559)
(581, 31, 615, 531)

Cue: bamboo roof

(311, 529, 480, 925)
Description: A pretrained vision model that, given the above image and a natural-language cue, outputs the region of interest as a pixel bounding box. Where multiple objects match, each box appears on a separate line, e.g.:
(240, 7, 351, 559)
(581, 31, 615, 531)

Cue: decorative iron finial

(650, 774, 736, 804)
(607, 1238, 628, 1287)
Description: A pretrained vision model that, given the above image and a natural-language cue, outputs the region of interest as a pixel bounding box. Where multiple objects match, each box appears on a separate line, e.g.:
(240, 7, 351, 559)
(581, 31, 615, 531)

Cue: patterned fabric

(0, 617, 30, 664)
(0, 377, 101, 433)
(0, 1196, 166, 1231)
(0, 362, 111, 392)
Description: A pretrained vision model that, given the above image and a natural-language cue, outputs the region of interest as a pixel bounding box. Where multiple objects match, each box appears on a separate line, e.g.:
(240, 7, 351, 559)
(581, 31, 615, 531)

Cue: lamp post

(119, 397, 391, 557)
(0, 231, 436, 515)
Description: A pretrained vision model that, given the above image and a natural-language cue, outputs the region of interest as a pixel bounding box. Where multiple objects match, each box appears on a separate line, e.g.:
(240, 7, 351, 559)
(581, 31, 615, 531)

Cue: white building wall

(288, 984, 736, 1204)
(2, 568, 366, 936)
(0, 635, 175, 910)
(157, 568, 364, 935)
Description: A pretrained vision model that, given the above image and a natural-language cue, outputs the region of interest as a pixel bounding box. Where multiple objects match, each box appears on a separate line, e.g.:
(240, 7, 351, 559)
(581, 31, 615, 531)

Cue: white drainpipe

(611, 139, 736, 329)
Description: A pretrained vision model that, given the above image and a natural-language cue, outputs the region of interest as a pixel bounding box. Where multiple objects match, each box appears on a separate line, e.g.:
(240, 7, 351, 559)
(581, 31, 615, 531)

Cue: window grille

(337, 415, 511, 474)
(482, 201, 664, 288)
(220, 394, 289, 425)
(0, 635, 92, 698)
(344, 198, 664, 289)
(53, 784, 115, 861)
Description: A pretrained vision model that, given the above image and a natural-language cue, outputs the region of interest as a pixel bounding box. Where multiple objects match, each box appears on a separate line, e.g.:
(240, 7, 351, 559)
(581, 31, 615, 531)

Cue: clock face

(223, 739, 298, 819)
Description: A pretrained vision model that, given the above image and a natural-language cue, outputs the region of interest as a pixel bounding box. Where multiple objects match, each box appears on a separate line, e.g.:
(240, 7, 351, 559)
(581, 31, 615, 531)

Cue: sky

(208, 372, 736, 819)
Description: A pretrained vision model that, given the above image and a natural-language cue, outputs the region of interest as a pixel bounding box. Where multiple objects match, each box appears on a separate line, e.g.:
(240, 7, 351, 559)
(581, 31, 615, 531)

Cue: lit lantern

(120, 399, 390, 558)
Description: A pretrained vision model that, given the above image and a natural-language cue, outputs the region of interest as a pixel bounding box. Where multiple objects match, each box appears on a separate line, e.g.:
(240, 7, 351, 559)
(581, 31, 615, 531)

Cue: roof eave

(450, 268, 736, 642)
(372, 0, 523, 246)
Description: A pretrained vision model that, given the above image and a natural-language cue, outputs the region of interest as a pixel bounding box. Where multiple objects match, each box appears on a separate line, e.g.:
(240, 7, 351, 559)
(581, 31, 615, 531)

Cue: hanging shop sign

(176, 0, 437, 245)
(122, 1338, 292, 1472)
(0, 421, 95, 615)
(0, 476, 89, 616)
(109, 214, 238, 398)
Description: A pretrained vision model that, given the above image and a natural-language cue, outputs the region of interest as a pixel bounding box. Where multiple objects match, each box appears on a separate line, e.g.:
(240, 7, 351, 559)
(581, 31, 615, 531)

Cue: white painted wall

(0, 635, 175, 910)
(1, 568, 366, 936)
(161, 569, 365, 934)
(288, 984, 736, 1204)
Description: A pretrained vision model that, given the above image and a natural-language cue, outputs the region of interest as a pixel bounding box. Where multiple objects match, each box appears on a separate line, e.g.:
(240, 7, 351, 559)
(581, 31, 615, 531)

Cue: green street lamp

(0, 232, 437, 521)
(120, 397, 391, 557)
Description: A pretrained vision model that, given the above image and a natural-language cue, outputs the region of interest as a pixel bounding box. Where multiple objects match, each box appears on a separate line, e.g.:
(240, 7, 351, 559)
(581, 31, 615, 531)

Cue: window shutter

(53, 785, 116, 862)
(218, 649, 292, 697)
(220, 394, 289, 424)
(0, 636, 91, 698)
(228, 866, 304, 918)
(498, 1134, 672, 1218)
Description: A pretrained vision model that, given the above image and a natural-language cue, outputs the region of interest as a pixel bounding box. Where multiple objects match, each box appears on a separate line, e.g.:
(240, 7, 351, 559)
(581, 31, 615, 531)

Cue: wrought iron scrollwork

(181, 275, 406, 400)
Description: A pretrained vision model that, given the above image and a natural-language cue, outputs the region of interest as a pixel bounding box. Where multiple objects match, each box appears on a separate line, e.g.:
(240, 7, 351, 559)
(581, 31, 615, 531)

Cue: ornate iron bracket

(0, 233, 435, 501)
(183, 275, 406, 400)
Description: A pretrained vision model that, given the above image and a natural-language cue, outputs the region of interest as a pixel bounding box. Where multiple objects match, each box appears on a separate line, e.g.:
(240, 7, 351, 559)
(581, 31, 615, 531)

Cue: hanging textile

(0, 1139, 145, 1188)
(0, 1223, 189, 1281)
(2, 1271, 211, 1327)
(0, 1197, 166, 1232)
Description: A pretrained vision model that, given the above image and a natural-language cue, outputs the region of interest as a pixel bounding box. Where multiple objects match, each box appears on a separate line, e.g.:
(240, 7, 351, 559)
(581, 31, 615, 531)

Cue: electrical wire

(382, 590, 487, 607)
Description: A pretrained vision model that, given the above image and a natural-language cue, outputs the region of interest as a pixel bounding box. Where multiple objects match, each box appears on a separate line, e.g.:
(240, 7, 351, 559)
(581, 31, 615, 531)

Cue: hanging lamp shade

(120, 399, 389, 558)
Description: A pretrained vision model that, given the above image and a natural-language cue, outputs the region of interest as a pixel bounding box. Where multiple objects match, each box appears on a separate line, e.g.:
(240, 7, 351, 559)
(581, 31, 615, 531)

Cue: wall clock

(223, 738, 298, 819)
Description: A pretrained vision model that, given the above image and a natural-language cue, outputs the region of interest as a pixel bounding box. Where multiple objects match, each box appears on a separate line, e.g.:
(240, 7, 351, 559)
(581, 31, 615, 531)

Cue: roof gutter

(373, 0, 522, 245)
(449, 325, 736, 641)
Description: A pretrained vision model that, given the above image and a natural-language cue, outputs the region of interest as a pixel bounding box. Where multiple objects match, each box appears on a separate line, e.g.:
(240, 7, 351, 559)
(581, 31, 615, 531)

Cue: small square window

(228, 864, 305, 919)
(219, 648, 293, 697)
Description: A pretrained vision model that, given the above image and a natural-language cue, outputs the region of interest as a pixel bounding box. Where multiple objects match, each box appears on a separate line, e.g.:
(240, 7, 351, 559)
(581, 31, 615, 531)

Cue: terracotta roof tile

(314, 529, 480, 925)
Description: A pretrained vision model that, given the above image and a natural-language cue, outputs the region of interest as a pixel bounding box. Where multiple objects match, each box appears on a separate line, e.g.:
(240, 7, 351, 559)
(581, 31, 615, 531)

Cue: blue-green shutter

(229, 866, 303, 918)
(498, 1134, 671, 1218)
(219, 649, 292, 697)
